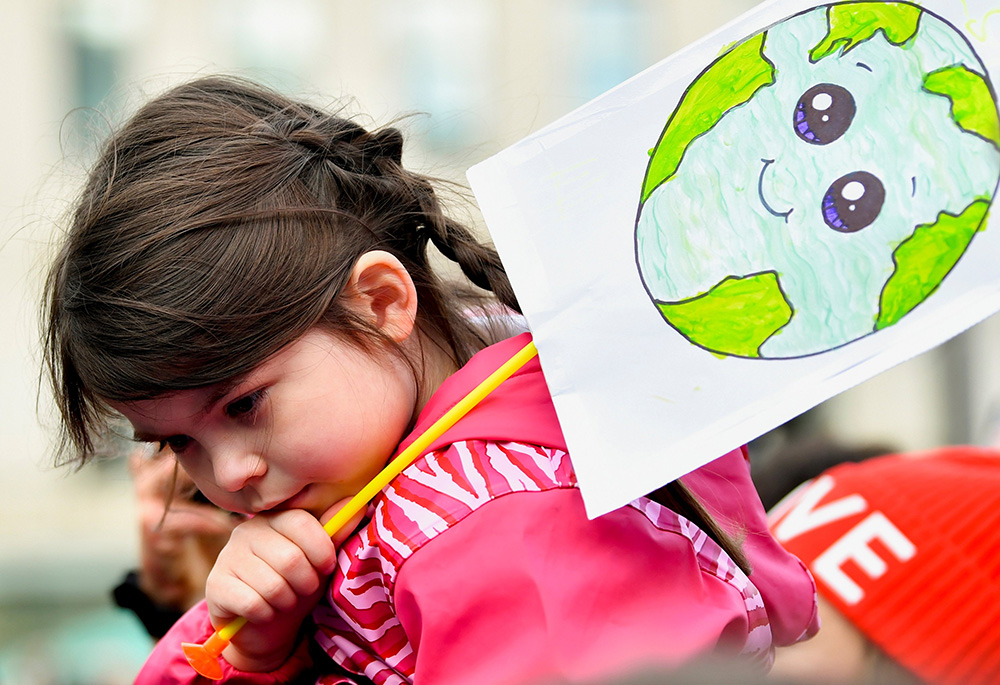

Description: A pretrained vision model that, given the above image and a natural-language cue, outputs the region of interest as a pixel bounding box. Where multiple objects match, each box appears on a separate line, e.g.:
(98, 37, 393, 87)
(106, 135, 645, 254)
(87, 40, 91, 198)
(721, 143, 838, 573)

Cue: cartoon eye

(793, 84, 856, 145)
(822, 171, 885, 233)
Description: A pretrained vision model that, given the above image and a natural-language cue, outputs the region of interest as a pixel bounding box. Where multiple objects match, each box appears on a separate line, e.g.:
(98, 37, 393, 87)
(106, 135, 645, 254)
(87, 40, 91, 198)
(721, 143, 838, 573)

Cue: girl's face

(112, 329, 418, 518)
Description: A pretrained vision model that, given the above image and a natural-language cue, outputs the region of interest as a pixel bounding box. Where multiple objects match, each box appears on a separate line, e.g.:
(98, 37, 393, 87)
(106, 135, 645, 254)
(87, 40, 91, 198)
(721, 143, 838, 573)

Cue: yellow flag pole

(183, 339, 538, 679)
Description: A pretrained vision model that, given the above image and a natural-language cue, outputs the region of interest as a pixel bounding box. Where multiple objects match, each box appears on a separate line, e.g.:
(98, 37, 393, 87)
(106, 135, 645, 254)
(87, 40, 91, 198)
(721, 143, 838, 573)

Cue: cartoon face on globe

(634, 1, 1000, 358)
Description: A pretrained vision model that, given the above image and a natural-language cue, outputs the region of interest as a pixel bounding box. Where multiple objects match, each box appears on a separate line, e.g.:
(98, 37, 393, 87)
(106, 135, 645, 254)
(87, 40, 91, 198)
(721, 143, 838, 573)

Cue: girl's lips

(261, 487, 335, 518)
(258, 485, 346, 519)
(258, 488, 307, 514)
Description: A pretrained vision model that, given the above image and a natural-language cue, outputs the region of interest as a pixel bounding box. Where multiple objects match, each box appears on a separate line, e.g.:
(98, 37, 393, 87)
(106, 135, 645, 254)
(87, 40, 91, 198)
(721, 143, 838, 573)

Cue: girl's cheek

(177, 460, 220, 503)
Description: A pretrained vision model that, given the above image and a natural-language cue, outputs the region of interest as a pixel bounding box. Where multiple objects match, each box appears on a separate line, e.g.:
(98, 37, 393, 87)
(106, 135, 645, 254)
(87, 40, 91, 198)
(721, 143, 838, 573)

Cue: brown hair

(43, 75, 748, 572)
(44, 75, 513, 459)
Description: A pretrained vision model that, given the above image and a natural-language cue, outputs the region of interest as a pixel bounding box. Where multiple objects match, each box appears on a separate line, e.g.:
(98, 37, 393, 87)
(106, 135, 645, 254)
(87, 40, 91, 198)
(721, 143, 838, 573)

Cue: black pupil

(822, 171, 885, 233)
(230, 395, 255, 414)
(794, 83, 856, 145)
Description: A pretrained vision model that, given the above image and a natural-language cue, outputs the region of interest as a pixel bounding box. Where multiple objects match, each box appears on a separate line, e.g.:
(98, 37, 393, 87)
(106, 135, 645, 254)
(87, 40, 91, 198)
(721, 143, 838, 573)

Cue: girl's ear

(346, 250, 418, 343)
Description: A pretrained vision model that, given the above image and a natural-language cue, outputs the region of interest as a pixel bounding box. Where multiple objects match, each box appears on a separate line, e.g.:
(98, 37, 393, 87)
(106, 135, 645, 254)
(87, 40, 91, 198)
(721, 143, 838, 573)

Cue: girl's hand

(206, 499, 362, 673)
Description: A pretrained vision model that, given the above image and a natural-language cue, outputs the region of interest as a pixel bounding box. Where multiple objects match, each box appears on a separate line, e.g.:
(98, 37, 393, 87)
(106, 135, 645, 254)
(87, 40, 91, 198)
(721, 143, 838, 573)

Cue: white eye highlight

(812, 92, 833, 111)
(842, 181, 865, 201)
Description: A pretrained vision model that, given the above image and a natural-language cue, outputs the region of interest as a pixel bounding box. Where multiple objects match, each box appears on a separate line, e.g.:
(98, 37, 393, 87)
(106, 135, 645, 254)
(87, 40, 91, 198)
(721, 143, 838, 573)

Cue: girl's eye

(159, 435, 192, 454)
(226, 390, 265, 418)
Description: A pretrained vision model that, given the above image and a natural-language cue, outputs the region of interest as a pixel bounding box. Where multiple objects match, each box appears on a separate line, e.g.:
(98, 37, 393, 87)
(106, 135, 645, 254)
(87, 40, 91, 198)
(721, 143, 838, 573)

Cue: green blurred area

(0, 601, 151, 685)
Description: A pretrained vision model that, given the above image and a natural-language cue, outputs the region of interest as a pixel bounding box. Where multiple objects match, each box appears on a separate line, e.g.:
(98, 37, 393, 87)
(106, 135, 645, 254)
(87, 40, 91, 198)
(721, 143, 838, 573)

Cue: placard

(468, 0, 1000, 517)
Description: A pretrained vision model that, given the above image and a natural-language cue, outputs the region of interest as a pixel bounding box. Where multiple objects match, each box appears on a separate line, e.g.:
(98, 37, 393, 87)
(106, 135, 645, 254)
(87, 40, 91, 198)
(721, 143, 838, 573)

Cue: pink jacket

(138, 333, 817, 684)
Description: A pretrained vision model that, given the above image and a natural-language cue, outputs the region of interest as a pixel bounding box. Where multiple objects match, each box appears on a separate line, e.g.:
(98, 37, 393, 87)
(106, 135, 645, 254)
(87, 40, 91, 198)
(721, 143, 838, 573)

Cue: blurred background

(3, 0, 1000, 682)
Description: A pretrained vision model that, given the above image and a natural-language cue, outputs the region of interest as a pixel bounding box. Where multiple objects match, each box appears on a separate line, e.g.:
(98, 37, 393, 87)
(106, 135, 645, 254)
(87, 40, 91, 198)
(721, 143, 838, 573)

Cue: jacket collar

(395, 333, 567, 457)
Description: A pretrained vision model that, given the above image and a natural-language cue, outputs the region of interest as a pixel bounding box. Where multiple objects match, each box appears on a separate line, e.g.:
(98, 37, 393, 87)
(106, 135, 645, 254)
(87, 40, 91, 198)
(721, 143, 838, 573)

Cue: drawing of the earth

(635, 1, 1000, 358)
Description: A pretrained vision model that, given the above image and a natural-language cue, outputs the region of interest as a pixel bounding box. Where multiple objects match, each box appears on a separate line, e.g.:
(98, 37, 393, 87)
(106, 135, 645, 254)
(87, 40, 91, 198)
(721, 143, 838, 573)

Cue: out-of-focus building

(2, 0, 999, 682)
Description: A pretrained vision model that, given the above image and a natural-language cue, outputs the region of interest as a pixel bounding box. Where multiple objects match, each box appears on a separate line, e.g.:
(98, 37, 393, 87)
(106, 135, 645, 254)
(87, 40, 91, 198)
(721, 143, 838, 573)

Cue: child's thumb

(318, 498, 367, 547)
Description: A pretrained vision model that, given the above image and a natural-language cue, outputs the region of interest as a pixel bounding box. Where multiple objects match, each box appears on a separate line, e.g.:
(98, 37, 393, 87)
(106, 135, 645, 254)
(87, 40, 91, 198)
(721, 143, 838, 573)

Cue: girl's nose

(210, 447, 267, 493)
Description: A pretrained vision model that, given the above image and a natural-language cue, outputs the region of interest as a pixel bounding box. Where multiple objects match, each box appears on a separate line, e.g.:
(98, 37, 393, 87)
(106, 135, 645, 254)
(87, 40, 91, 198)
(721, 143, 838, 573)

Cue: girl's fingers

(266, 509, 340, 574)
(231, 555, 302, 616)
(205, 503, 352, 626)
(208, 516, 329, 620)
(247, 529, 324, 600)
(207, 560, 278, 624)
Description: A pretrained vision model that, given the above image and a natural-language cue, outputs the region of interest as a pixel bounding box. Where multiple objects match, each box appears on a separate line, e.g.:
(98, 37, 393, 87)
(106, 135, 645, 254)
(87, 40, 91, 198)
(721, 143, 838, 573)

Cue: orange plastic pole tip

(182, 639, 226, 680)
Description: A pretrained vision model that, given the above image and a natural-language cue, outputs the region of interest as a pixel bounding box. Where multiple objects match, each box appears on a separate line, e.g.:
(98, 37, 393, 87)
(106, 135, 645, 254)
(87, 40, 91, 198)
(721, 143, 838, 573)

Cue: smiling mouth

(758, 158, 793, 222)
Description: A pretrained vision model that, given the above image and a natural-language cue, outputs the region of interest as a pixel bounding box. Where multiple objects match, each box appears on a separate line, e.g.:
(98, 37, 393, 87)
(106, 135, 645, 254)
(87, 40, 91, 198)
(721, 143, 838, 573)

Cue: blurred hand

(130, 447, 240, 613)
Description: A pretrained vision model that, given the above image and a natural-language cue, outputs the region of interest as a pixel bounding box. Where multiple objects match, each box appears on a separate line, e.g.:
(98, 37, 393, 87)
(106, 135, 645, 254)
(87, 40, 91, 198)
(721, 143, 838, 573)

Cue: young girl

(43, 76, 818, 684)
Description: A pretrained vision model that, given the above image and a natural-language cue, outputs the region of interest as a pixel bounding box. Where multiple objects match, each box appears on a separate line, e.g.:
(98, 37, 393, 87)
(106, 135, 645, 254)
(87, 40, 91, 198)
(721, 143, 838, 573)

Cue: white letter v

(772, 474, 868, 543)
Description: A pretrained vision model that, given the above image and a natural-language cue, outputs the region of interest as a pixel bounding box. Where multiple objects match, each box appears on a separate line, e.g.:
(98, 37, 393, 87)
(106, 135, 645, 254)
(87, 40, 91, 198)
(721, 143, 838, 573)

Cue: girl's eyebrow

(204, 374, 250, 413)
(128, 374, 252, 443)
(131, 431, 161, 443)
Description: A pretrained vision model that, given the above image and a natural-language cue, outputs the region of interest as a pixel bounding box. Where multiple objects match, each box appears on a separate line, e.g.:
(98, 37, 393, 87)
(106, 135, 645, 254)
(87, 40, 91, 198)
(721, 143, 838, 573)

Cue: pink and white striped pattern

(313, 439, 575, 683)
(311, 439, 770, 683)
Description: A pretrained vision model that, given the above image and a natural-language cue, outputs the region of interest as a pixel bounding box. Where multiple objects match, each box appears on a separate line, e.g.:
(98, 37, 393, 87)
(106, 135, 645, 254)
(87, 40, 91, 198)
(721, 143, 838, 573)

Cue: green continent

(640, 33, 774, 203)
(657, 272, 792, 358)
(877, 198, 990, 330)
(810, 2, 921, 62)
(923, 65, 1000, 147)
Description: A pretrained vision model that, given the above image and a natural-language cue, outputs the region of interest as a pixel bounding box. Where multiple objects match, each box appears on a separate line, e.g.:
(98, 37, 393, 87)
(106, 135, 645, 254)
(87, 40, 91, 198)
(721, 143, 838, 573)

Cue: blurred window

(60, 0, 146, 151)
(385, 0, 495, 147)
(211, 0, 326, 92)
(567, 0, 644, 101)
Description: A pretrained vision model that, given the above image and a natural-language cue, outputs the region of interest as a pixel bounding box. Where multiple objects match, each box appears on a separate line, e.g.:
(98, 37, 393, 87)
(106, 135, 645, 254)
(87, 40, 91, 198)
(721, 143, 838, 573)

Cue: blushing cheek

(302, 445, 363, 486)
(290, 412, 368, 480)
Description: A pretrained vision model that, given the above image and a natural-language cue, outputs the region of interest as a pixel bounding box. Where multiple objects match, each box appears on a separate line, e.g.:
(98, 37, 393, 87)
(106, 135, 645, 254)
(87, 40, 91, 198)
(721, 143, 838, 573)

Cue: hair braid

(414, 192, 521, 315)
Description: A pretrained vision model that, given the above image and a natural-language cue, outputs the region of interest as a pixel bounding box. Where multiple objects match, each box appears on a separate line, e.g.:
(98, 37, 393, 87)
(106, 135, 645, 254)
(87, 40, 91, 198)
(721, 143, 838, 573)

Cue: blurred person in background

(746, 414, 896, 512)
(113, 444, 240, 639)
(767, 446, 1000, 684)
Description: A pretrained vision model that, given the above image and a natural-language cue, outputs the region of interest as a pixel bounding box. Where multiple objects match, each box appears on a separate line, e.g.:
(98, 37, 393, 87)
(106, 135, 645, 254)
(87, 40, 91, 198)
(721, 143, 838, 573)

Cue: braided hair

(43, 75, 518, 462)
